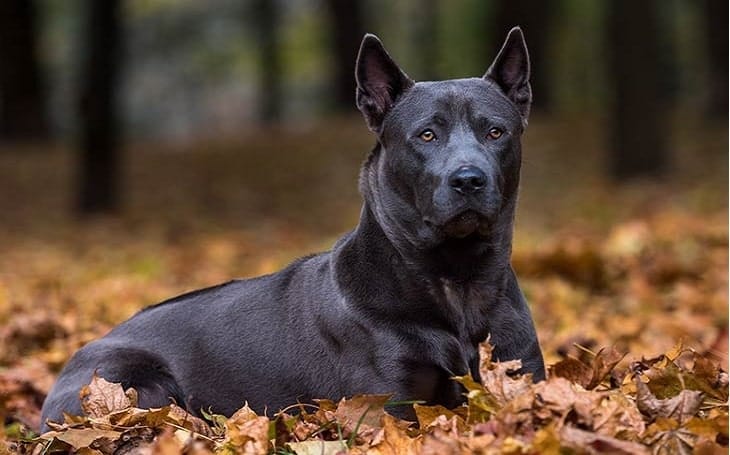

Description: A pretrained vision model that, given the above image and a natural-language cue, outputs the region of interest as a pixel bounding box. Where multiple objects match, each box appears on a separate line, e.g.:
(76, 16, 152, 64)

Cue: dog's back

(42, 253, 345, 425)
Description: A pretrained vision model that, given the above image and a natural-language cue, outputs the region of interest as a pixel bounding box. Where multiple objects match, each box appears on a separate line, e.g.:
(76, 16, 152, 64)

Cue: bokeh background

(0, 0, 727, 434)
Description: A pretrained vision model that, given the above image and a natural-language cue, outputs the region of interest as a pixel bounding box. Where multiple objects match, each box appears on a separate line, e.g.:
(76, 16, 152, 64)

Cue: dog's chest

(413, 279, 491, 379)
(437, 279, 490, 337)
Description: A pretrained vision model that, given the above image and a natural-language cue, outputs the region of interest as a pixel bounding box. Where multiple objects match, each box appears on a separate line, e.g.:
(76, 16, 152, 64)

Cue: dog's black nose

(449, 166, 487, 195)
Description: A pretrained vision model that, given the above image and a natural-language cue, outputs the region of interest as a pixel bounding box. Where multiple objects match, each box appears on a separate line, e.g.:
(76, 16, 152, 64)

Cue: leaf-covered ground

(0, 116, 727, 453)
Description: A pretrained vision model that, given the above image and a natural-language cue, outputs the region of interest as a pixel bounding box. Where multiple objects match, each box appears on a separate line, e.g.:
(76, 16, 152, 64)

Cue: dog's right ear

(355, 34, 414, 133)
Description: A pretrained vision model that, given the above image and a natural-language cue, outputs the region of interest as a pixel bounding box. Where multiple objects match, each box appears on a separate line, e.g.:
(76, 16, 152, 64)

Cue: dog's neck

(356, 200, 515, 282)
(333, 202, 516, 343)
(333, 197, 517, 335)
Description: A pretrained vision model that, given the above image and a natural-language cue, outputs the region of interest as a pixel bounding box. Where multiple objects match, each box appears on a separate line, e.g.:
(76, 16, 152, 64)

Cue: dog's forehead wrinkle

(394, 79, 522, 132)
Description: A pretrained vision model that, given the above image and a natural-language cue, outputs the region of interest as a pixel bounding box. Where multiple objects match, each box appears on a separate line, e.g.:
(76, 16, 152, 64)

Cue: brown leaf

(419, 429, 463, 455)
(367, 414, 422, 455)
(105, 406, 165, 428)
(590, 392, 645, 437)
(588, 346, 626, 389)
(641, 417, 697, 454)
(224, 409, 270, 454)
(561, 425, 650, 455)
(79, 374, 137, 419)
(165, 404, 214, 436)
(636, 378, 703, 423)
(550, 346, 626, 391)
(476, 341, 535, 413)
(334, 394, 391, 433)
(413, 404, 465, 432)
(285, 440, 347, 455)
(54, 427, 121, 450)
(692, 354, 729, 401)
(149, 428, 186, 455)
(550, 356, 593, 388)
(533, 377, 583, 414)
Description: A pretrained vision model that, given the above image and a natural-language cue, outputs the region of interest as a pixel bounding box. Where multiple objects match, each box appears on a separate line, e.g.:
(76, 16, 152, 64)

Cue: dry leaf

(286, 440, 347, 455)
(588, 346, 626, 389)
(635, 379, 703, 423)
(413, 404, 465, 432)
(224, 404, 270, 454)
(367, 414, 422, 455)
(561, 425, 650, 454)
(79, 374, 136, 418)
(333, 393, 391, 437)
(54, 427, 121, 450)
(550, 356, 593, 388)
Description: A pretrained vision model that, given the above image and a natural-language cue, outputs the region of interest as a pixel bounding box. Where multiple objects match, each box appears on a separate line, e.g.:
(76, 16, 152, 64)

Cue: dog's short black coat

(41, 27, 545, 431)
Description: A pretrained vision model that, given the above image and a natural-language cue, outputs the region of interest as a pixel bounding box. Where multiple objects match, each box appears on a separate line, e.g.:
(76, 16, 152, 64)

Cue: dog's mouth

(435, 210, 493, 239)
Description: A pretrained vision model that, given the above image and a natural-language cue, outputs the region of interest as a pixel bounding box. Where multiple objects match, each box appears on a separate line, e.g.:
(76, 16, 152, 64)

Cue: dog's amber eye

(419, 129, 436, 142)
(487, 127, 503, 139)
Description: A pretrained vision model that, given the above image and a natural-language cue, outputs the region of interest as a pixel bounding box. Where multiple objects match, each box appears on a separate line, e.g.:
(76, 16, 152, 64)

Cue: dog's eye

(487, 127, 503, 139)
(419, 129, 436, 142)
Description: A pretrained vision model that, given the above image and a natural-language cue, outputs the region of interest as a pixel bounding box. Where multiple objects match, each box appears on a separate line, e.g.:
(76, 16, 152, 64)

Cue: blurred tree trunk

(77, 0, 122, 215)
(409, 0, 439, 81)
(325, 0, 365, 112)
(0, 0, 49, 142)
(703, 0, 728, 118)
(492, 0, 554, 112)
(250, 0, 282, 123)
(605, 0, 668, 180)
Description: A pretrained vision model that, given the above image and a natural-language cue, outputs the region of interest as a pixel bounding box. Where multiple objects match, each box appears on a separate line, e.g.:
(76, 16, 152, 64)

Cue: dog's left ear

(485, 27, 532, 123)
(356, 34, 414, 133)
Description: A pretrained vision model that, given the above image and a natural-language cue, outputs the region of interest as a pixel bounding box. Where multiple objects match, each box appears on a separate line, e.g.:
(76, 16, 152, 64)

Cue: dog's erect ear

(485, 27, 532, 123)
(356, 34, 414, 133)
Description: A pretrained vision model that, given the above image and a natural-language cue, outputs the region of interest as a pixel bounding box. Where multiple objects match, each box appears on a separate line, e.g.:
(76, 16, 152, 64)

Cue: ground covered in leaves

(0, 116, 727, 453)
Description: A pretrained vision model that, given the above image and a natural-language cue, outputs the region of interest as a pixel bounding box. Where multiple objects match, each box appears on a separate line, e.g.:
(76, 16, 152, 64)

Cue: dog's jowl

(41, 27, 545, 430)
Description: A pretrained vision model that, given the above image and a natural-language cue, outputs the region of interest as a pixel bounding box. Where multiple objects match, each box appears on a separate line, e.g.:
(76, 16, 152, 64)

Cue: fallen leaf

(550, 356, 593, 388)
(636, 378, 703, 423)
(367, 414, 422, 455)
(413, 404, 465, 432)
(588, 346, 626, 389)
(286, 440, 347, 455)
(54, 427, 121, 450)
(333, 393, 391, 438)
(79, 374, 137, 418)
(224, 404, 270, 454)
(561, 425, 650, 454)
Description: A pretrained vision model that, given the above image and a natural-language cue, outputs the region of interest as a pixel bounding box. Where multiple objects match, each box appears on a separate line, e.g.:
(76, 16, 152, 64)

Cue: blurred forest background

(0, 0, 727, 436)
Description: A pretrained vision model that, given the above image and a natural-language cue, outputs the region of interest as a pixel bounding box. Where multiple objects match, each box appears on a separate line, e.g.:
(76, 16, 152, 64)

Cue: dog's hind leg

(40, 344, 186, 432)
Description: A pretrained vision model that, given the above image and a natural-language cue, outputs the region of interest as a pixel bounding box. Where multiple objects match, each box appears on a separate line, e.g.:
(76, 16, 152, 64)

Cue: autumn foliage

(0, 121, 727, 453)
(5, 339, 727, 454)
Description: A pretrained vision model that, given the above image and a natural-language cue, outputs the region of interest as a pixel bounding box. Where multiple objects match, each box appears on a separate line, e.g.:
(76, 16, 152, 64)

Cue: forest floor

(0, 115, 727, 453)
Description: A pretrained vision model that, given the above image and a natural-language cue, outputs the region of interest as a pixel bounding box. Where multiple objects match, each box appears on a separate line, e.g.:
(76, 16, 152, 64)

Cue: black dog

(41, 27, 545, 431)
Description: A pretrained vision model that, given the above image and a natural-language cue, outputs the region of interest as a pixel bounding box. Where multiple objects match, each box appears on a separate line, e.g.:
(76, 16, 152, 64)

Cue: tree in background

(325, 0, 365, 112)
(408, 0, 439, 81)
(249, 0, 282, 124)
(77, 0, 123, 214)
(605, 0, 668, 180)
(492, 0, 554, 112)
(703, 0, 728, 119)
(0, 0, 49, 142)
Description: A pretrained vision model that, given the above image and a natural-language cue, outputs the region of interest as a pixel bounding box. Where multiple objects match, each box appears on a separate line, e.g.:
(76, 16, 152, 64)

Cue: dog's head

(356, 28, 531, 251)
